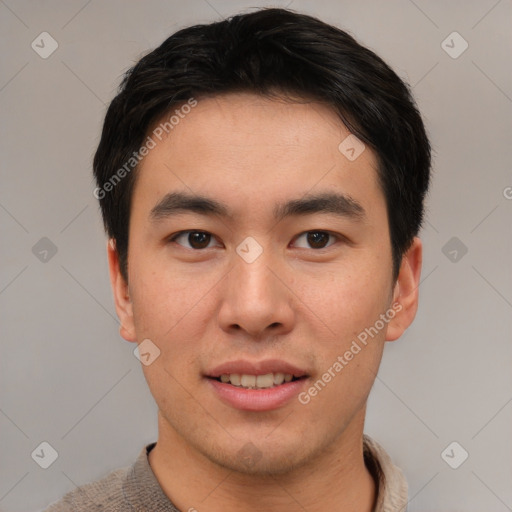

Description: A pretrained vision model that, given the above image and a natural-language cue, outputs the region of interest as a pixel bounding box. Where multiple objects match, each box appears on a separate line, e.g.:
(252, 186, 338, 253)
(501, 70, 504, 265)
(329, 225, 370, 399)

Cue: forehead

(161, 92, 353, 155)
(134, 92, 384, 221)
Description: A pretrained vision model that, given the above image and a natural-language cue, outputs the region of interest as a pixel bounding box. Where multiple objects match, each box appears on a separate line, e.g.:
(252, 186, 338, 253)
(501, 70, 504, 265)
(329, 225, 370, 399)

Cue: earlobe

(385, 237, 423, 342)
(107, 239, 137, 342)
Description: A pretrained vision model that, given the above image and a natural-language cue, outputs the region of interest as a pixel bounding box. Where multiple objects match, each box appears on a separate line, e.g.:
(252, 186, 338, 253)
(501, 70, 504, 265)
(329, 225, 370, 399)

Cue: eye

(293, 231, 338, 249)
(168, 231, 221, 250)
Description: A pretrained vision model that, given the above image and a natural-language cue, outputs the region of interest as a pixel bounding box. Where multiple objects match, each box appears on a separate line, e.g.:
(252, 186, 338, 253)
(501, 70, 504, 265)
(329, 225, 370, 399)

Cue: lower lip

(207, 378, 307, 411)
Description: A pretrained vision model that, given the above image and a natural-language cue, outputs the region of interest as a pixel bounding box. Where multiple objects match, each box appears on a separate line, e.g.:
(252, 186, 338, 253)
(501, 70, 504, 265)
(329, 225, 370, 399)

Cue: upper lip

(207, 359, 308, 378)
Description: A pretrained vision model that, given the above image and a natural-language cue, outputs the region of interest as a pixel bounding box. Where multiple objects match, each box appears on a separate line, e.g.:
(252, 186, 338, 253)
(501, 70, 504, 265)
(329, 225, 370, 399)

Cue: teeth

(273, 372, 285, 385)
(218, 372, 296, 389)
(256, 374, 274, 388)
(241, 374, 256, 387)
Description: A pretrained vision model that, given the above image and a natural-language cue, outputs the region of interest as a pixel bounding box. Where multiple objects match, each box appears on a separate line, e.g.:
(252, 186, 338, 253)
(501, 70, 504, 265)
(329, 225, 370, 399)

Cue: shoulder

(42, 443, 178, 511)
(42, 466, 130, 511)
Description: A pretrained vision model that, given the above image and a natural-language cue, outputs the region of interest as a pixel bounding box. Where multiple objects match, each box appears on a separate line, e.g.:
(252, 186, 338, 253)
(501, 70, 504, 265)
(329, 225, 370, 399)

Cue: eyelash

(167, 230, 344, 251)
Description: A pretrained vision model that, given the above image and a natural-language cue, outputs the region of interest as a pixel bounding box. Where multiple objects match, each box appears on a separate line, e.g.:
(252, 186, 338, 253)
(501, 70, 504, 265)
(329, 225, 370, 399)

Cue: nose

(217, 251, 295, 339)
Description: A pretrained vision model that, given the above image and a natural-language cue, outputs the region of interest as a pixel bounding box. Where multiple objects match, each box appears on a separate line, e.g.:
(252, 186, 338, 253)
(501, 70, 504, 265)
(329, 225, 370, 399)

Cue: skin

(108, 92, 422, 511)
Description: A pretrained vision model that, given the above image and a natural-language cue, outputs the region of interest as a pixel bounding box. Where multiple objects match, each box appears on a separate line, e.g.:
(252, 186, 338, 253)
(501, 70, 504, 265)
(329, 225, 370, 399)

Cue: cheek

(128, 259, 216, 350)
(305, 352, 383, 431)
(301, 263, 391, 339)
(302, 272, 389, 411)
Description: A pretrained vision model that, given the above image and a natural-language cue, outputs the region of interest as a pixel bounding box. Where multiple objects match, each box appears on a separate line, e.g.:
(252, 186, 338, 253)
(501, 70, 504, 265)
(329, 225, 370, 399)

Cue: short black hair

(93, 7, 431, 282)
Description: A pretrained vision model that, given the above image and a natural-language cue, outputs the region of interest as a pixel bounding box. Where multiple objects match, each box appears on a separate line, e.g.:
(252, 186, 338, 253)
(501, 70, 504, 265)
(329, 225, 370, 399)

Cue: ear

(385, 237, 423, 342)
(107, 239, 137, 342)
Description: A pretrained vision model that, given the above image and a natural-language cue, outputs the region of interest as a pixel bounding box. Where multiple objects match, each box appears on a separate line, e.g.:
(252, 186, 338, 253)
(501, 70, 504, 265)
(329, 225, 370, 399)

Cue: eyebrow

(273, 192, 365, 222)
(150, 192, 230, 221)
(149, 191, 365, 223)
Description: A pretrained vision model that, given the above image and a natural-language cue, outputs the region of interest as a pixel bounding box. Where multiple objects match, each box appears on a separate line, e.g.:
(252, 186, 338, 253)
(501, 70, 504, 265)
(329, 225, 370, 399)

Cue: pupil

(189, 232, 210, 249)
(307, 231, 328, 249)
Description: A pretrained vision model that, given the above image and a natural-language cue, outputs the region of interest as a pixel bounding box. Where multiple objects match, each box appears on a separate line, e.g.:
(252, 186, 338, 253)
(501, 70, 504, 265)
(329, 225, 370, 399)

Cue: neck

(148, 410, 377, 512)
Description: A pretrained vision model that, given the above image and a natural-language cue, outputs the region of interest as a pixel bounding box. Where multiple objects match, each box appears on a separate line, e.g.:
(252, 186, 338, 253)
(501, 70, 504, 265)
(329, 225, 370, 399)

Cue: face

(109, 92, 421, 475)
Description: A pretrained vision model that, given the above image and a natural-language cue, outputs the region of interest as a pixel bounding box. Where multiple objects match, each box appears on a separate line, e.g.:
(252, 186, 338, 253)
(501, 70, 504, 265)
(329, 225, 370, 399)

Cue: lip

(205, 359, 309, 412)
(207, 377, 308, 411)
(206, 359, 308, 378)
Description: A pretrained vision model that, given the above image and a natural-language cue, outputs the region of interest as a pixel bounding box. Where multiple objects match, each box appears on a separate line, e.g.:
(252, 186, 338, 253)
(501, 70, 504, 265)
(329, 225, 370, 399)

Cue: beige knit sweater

(43, 435, 407, 511)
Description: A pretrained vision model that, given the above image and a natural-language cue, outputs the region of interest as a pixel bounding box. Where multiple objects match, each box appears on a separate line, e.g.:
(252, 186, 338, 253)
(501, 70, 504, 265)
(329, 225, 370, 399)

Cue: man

(45, 7, 430, 511)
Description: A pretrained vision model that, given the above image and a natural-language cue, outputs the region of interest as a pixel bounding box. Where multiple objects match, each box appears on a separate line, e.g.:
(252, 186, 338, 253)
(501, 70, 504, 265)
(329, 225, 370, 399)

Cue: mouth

(205, 360, 309, 411)
(210, 372, 305, 389)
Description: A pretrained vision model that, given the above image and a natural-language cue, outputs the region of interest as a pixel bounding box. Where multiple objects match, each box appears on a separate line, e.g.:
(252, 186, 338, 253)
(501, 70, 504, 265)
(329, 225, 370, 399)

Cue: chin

(202, 438, 316, 476)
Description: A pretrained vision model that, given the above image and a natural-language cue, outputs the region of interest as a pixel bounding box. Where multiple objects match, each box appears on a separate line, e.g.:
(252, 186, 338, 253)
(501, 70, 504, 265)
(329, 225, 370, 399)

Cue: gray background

(1, 0, 511, 510)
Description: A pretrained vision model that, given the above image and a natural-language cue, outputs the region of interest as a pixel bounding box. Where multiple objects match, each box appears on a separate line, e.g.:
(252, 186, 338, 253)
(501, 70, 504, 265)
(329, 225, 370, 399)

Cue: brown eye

(307, 231, 330, 249)
(170, 231, 218, 250)
(294, 231, 336, 249)
(188, 231, 211, 249)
